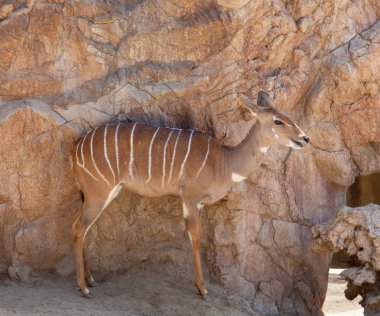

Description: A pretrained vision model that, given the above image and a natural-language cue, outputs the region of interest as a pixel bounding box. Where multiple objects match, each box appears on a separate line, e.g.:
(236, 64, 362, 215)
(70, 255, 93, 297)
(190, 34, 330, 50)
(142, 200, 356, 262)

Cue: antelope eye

(274, 119, 283, 125)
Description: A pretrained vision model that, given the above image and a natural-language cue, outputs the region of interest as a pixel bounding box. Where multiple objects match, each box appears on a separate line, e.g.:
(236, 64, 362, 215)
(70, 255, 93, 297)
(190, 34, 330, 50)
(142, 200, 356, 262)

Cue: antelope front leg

(182, 200, 208, 297)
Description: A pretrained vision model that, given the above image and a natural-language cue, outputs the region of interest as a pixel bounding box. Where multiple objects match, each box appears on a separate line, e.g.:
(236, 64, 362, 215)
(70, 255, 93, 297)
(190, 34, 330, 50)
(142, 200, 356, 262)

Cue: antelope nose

(303, 136, 309, 144)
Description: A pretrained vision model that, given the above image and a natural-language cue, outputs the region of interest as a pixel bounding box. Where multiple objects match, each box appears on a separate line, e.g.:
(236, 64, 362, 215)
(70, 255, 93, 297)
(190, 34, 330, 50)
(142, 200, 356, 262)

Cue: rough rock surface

(312, 204, 380, 315)
(0, 1, 379, 315)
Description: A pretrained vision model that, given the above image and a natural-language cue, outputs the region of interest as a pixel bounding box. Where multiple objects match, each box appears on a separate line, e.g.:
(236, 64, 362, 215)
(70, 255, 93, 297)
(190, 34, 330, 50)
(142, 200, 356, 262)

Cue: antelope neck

(227, 121, 272, 179)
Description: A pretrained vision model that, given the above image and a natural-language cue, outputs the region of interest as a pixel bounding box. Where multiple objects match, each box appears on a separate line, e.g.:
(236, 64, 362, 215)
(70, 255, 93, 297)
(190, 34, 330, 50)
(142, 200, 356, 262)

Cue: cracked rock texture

(0, 1, 379, 315)
(312, 204, 380, 316)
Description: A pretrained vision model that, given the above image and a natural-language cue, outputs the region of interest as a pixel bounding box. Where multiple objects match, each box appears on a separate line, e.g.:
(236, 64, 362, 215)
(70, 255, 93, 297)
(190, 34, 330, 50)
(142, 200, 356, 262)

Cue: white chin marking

(260, 146, 269, 153)
(232, 173, 247, 182)
(289, 141, 302, 150)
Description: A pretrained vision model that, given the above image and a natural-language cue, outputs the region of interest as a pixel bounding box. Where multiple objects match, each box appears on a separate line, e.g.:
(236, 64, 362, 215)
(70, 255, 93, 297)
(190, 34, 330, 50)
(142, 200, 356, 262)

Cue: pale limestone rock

(313, 205, 380, 315)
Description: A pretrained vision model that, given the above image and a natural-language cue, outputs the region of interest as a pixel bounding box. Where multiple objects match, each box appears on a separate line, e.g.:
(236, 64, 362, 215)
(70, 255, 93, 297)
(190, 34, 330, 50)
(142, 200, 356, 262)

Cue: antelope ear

(236, 93, 258, 118)
(257, 91, 273, 109)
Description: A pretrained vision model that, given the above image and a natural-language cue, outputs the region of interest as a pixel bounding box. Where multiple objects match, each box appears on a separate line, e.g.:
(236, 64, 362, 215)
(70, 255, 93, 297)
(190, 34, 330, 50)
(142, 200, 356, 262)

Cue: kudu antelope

(72, 91, 309, 298)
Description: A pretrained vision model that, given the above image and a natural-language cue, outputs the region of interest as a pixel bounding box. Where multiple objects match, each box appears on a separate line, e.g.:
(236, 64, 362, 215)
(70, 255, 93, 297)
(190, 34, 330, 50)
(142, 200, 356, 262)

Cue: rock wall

(313, 204, 380, 316)
(0, 1, 379, 315)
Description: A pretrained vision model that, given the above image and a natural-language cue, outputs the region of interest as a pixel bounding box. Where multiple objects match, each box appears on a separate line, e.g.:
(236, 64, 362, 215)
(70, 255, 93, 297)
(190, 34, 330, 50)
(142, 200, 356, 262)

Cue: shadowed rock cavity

(347, 173, 380, 208)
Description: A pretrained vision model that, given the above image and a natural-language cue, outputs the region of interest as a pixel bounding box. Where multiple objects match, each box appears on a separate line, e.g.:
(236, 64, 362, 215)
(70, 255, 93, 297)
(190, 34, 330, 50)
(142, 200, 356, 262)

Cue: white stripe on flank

(83, 184, 123, 238)
(115, 124, 120, 179)
(195, 135, 211, 180)
(81, 131, 90, 165)
(145, 126, 160, 183)
(76, 132, 99, 182)
(103, 184, 123, 210)
(167, 129, 182, 184)
(187, 232, 193, 247)
(75, 138, 81, 165)
(91, 127, 110, 186)
(179, 130, 194, 178)
(129, 123, 137, 179)
(104, 125, 116, 185)
(161, 129, 174, 188)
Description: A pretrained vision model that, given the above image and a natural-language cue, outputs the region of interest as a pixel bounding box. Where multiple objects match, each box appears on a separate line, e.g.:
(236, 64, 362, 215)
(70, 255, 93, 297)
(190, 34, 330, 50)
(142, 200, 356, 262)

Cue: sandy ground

(0, 269, 255, 316)
(323, 271, 363, 316)
(0, 268, 364, 316)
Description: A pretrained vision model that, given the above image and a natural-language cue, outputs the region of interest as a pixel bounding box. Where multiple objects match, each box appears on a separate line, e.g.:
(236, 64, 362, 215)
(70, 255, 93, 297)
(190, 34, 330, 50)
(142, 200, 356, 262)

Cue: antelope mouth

(291, 140, 304, 149)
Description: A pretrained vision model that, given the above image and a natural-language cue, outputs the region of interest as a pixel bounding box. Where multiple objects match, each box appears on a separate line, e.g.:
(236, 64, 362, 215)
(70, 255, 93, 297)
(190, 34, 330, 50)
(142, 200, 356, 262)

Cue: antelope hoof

(197, 286, 208, 298)
(199, 290, 209, 301)
(83, 290, 94, 299)
(80, 287, 94, 299)
(87, 277, 99, 287)
(201, 293, 210, 301)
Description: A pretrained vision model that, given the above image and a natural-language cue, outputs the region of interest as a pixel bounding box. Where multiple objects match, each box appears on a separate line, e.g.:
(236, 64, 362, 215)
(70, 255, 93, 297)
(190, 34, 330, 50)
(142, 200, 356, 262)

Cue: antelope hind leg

(83, 248, 98, 287)
(72, 196, 106, 298)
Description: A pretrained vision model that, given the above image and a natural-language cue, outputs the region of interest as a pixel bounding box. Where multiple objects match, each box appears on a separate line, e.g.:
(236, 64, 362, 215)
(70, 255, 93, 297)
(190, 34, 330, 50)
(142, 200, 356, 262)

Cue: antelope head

(237, 91, 309, 149)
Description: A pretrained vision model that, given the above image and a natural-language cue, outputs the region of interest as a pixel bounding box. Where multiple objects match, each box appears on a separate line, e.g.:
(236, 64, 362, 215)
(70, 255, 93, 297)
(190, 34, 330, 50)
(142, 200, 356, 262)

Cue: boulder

(313, 205, 380, 315)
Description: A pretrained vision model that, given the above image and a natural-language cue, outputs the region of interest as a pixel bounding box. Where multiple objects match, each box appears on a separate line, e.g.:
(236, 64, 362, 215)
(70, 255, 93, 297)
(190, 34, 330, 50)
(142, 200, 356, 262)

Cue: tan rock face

(0, 1, 379, 315)
(312, 205, 380, 315)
